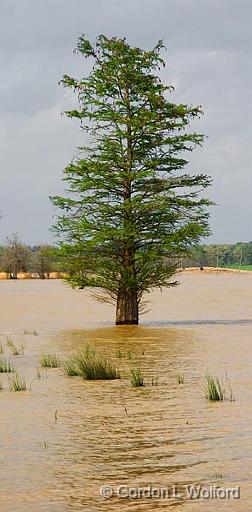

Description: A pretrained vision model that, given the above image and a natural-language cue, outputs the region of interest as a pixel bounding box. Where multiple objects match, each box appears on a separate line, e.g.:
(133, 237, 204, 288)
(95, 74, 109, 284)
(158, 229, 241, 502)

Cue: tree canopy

(51, 35, 212, 324)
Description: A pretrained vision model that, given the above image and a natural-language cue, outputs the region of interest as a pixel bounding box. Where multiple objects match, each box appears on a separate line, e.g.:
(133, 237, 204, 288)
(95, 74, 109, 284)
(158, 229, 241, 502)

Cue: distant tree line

(182, 242, 252, 268)
(0, 234, 63, 279)
(0, 234, 251, 279)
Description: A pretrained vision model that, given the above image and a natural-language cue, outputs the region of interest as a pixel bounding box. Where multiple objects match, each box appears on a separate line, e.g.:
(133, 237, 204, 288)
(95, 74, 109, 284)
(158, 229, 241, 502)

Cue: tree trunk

(116, 288, 139, 325)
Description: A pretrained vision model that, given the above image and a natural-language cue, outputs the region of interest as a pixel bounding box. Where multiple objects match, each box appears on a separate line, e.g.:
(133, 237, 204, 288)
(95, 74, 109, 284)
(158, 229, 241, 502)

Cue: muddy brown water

(0, 273, 252, 511)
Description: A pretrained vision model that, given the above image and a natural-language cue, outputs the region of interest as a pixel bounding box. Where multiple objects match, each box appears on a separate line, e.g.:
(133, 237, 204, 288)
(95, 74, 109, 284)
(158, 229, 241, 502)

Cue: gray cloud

(0, 0, 251, 243)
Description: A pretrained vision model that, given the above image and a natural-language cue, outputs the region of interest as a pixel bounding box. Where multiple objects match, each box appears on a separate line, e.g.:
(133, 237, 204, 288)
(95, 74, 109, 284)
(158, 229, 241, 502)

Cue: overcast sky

(0, 0, 251, 244)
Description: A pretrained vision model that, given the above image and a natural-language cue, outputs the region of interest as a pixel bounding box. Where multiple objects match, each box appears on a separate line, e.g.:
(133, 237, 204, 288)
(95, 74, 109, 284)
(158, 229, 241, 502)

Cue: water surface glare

(0, 273, 251, 511)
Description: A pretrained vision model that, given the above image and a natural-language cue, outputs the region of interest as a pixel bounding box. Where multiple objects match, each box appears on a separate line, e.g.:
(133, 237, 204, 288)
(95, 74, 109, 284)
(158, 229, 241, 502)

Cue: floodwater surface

(0, 273, 252, 511)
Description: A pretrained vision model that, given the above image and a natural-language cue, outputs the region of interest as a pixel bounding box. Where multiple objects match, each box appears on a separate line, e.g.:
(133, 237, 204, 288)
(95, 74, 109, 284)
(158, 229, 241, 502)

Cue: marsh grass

(0, 359, 14, 373)
(0, 380, 2, 390)
(9, 343, 25, 356)
(8, 372, 27, 392)
(177, 372, 185, 384)
(205, 372, 235, 402)
(205, 374, 225, 401)
(40, 352, 61, 368)
(116, 348, 123, 359)
(115, 349, 133, 360)
(24, 329, 38, 336)
(130, 367, 145, 387)
(63, 357, 80, 376)
(38, 440, 49, 450)
(0, 343, 4, 354)
(74, 345, 120, 380)
(6, 336, 25, 355)
(149, 374, 159, 386)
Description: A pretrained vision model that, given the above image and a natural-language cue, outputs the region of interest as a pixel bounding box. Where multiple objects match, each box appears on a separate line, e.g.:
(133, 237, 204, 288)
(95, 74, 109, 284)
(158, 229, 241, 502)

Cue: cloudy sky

(0, 0, 251, 244)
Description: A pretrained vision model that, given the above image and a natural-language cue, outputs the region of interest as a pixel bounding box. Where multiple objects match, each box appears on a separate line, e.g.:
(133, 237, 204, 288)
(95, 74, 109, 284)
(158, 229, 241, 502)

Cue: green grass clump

(40, 352, 61, 368)
(38, 440, 49, 450)
(0, 359, 14, 373)
(6, 336, 25, 355)
(115, 348, 123, 359)
(9, 343, 25, 356)
(63, 357, 80, 376)
(76, 345, 120, 380)
(130, 367, 145, 387)
(177, 372, 185, 384)
(205, 374, 225, 401)
(115, 349, 133, 360)
(8, 372, 27, 392)
(24, 329, 38, 336)
(149, 374, 159, 386)
(0, 343, 4, 354)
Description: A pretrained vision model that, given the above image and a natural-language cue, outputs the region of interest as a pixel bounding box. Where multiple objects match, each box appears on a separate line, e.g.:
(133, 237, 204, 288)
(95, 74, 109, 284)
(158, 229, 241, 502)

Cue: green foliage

(8, 373, 27, 392)
(6, 337, 25, 356)
(204, 374, 225, 401)
(0, 359, 14, 373)
(40, 352, 61, 368)
(24, 329, 38, 336)
(130, 367, 145, 387)
(186, 241, 252, 269)
(75, 345, 120, 380)
(177, 372, 185, 384)
(63, 356, 80, 376)
(51, 35, 212, 322)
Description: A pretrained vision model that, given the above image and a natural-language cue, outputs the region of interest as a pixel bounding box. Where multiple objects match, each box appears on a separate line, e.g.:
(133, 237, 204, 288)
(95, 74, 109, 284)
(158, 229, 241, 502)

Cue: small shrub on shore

(130, 367, 145, 387)
(40, 352, 61, 368)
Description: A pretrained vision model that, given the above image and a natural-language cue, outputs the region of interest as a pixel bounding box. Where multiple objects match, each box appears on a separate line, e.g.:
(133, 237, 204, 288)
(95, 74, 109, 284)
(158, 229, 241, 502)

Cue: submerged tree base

(116, 319, 139, 325)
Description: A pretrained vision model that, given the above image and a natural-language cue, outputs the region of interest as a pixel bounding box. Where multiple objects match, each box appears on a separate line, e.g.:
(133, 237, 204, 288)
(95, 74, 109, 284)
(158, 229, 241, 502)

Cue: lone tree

(51, 35, 212, 325)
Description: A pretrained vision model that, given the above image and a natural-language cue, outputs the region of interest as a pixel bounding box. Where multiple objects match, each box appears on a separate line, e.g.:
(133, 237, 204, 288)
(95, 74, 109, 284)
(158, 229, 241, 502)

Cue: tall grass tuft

(204, 374, 225, 401)
(130, 367, 145, 387)
(76, 345, 120, 380)
(6, 336, 25, 355)
(8, 372, 27, 392)
(115, 349, 133, 360)
(24, 329, 38, 336)
(177, 372, 185, 384)
(0, 359, 14, 373)
(63, 356, 80, 376)
(40, 352, 61, 368)
(149, 374, 159, 386)
(0, 343, 4, 354)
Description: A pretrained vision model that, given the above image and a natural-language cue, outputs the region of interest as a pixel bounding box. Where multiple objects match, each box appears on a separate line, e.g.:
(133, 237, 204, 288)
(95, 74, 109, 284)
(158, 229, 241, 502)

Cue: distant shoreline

(0, 267, 251, 280)
(0, 272, 64, 280)
(181, 266, 252, 274)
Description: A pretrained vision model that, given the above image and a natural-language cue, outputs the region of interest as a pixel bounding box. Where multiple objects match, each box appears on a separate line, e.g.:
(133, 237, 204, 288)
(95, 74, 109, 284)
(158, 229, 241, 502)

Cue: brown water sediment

(0, 274, 251, 511)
